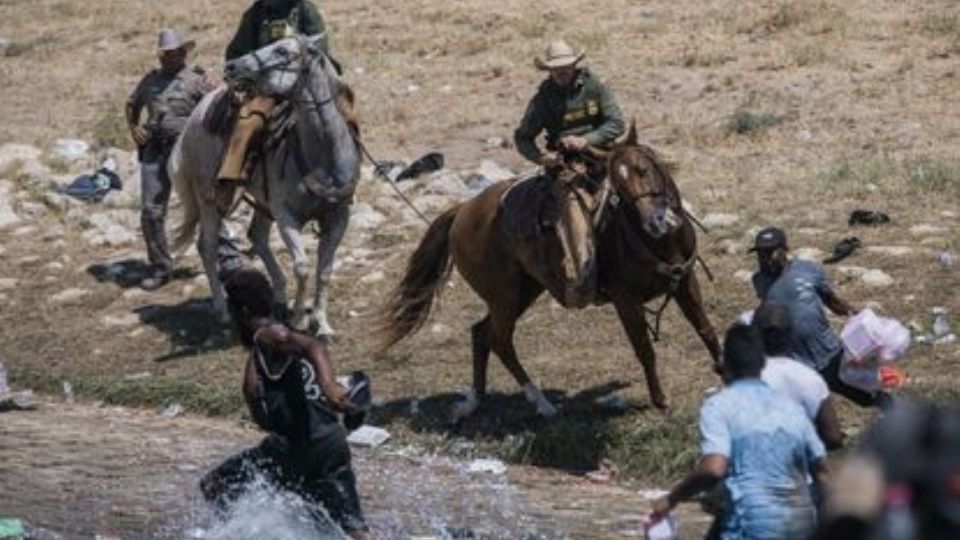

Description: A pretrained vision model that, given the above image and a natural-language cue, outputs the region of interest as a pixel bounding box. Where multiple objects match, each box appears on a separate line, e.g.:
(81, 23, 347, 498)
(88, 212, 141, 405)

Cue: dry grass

(1, 0, 959, 484)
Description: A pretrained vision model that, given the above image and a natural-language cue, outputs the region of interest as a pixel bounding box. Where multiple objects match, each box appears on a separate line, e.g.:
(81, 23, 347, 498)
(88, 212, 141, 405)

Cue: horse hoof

(536, 401, 559, 418)
(652, 397, 669, 410)
(450, 393, 480, 423)
(313, 320, 337, 338)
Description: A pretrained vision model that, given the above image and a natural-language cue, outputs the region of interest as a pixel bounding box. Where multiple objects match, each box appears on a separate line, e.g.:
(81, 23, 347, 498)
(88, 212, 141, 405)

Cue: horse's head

(224, 35, 327, 97)
(607, 124, 682, 239)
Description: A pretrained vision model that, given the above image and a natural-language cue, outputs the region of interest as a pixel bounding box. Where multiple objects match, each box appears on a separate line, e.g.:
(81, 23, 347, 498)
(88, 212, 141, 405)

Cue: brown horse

(379, 126, 721, 420)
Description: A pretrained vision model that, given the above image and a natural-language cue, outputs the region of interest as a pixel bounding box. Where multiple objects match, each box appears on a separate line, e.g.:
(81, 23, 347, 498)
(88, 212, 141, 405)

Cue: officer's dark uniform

(226, 0, 329, 61)
(514, 67, 626, 165)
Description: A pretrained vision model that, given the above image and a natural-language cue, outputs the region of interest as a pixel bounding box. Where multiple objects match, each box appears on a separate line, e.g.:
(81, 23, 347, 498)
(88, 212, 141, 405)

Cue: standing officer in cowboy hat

(514, 39, 626, 168)
(126, 28, 219, 289)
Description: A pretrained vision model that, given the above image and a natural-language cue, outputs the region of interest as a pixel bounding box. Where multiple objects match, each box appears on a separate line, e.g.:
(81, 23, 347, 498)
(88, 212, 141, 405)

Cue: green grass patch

(725, 110, 783, 136)
(11, 369, 243, 417)
(608, 410, 700, 484)
(905, 158, 960, 196)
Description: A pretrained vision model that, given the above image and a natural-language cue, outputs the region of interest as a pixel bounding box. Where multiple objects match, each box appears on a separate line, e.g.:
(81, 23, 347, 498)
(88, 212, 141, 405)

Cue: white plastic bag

(644, 513, 679, 540)
(840, 309, 910, 363)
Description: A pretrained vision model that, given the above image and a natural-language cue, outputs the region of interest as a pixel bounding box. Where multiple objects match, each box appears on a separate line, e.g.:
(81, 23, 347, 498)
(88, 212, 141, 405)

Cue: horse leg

(488, 280, 554, 417)
(613, 299, 667, 409)
(450, 316, 490, 422)
(275, 210, 310, 330)
(247, 210, 288, 312)
(199, 212, 229, 324)
(674, 273, 723, 371)
(311, 202, 349, 336)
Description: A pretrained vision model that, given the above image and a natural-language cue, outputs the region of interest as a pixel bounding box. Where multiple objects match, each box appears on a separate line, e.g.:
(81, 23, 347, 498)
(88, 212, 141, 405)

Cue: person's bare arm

(823, 290, 855, 317)
(815, 396, 845, 450)
(286, 331, 348, 410)
(653, 454, 728, 514)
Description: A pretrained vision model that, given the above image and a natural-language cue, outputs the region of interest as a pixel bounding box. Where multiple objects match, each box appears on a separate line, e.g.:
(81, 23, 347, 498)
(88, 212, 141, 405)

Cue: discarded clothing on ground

(61, 167, 122, 202)
(849, 210, 890, 226)
(824, 236, 861, 264)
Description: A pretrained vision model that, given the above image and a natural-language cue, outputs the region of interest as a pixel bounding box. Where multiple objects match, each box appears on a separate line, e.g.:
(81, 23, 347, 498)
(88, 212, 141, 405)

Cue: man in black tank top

(200, 269, 369, 538)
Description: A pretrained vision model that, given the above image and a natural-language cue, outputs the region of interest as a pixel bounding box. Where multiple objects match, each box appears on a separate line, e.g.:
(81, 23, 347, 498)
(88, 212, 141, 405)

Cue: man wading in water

(200, 269, 369, 539)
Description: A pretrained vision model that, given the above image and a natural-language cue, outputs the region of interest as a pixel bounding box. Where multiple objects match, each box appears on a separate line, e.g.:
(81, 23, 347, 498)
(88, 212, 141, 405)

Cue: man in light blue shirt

(653, 324, 828, 540)
(750, 226, 885, 408)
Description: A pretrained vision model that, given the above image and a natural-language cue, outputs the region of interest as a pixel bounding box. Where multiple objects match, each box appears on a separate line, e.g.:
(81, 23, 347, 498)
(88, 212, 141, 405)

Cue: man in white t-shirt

(755, 302, 845, 450)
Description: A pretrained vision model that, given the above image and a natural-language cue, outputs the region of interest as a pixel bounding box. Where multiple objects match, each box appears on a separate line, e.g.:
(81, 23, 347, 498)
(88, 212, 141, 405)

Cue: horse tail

(377, 205, 460, 351)
(169, 136, 201, 254)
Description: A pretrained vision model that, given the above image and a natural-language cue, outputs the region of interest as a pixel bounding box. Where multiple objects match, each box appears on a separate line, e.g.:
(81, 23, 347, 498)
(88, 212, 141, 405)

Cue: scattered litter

(62, 381, 74, 404)
(347, 425, 391, 448)
(639, 489, 670, 501)
(0, 361, 8, 396)
(0, 518, 25, 539)
(159, 402, 184, 418)
(936, 252, 955, 267)
(643, 512, 679, 540)
(848, 210, 890, 226)
(467, 458, 507, 475)
(860, 269, 894, 288)
(935, 334, 957, 345)
(823, 237, 860, 264)
(0, 390, 36, 412)
(594, 393, 629, 411)
(585, 458, 619, 483)
(932, 307, 952, 338)
(123, 371, 152, 381)
(61, 158, 122, 202)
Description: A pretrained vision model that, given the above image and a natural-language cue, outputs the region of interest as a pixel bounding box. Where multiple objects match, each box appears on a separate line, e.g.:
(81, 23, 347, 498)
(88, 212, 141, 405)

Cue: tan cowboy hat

(156, 28, 196, 52)
(534, 39, 585, 70)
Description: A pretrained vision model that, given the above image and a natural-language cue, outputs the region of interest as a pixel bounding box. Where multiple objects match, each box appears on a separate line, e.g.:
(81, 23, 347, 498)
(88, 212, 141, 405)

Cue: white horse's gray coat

(170, 35, 359, 334)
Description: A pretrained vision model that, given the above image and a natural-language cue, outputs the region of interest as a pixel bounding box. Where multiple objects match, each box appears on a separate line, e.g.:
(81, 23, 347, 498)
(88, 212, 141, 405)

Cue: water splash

(179, 475, 348, 540)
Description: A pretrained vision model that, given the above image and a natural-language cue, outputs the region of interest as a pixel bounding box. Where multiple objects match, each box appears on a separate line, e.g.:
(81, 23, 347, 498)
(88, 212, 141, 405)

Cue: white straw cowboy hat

(156, 28, 196, 52)
(534, 39, 585, 70)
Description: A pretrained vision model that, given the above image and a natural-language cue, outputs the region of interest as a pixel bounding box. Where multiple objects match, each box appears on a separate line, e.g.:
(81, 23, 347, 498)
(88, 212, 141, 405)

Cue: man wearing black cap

(750, 227, 885, 408)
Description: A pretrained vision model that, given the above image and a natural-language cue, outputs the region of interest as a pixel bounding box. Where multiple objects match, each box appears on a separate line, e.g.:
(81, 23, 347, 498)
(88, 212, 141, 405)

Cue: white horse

(170, 35, 359, 335)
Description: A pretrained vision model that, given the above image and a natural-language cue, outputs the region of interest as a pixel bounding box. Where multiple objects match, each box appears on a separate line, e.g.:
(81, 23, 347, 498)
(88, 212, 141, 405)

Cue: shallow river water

(0, 400, 709, 539)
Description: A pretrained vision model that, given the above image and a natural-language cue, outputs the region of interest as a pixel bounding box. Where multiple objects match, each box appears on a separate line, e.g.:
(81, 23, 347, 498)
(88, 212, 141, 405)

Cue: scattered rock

(793, 247, 824, 262)
(47, 138, 90, 164)
(351, 202, 386, 230)
(0, 181, 20, 230)
(123, 371, 152, 381)
(796, 227, 825, 236)
(17, 201, 46, 219)
(423, 170, 470, 199)
(347, 425, 391, 448)
(866, 246, 914, 257)
(700, 212, 740, 228)
(860, 269, 894, 288)
(81, 212, 137, 247)
(102, 313, 140, 328)
(430, 323, 450, 335)
(49, 288, 90, 304)
(585, 458, 619, 483)
(0, 278, 17, 291)
(733, 270, 753, 282)
(484, 136, 508, 149)
(467, 458, 507, 475)
(909, 224, 948, 236)
(159, 402, 184, 418)
(43, 261, 64, 272)
(716, 238, 742, 255)
(835, 266, 868, 278)
(359, 270, 385, 284)
(11, 225, 37, 237)
(0, 143, 41, 173)
(0, 390, 37, 412)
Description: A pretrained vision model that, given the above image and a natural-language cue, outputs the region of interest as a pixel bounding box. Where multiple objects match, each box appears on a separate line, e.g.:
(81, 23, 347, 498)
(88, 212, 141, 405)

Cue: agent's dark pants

(140, 141, 176, 275)
(140, 140, 244, 277)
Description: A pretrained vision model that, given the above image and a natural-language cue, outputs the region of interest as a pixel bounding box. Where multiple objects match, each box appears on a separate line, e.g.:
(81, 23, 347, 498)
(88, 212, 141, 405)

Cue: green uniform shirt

(514, 68, 626, 164)
(226, 0, 328, 61)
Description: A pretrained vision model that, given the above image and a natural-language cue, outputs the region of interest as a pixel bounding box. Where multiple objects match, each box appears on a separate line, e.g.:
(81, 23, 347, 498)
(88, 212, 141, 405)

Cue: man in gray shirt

(750, 227, 886, 408)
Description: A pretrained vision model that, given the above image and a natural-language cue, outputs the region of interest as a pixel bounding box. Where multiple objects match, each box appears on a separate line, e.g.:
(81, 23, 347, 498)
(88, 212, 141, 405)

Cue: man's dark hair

(223, 268, 274, 347)
(723, 323, 766, 379)
(753, 301, 793, 357)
